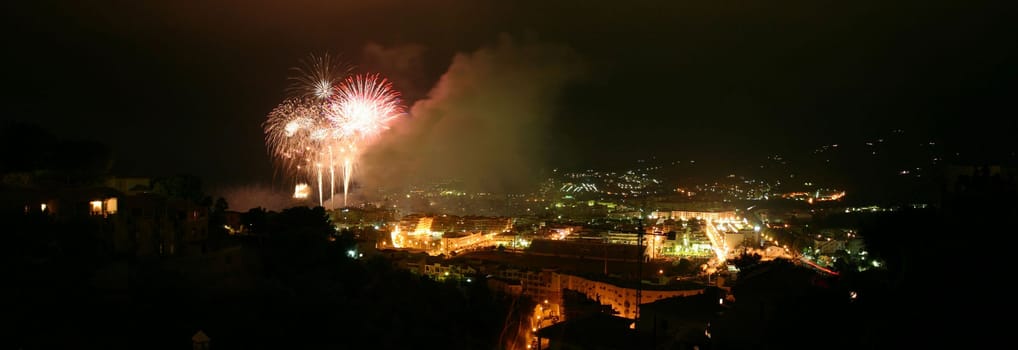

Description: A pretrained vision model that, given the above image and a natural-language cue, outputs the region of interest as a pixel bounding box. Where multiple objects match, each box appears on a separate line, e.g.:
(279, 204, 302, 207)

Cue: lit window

(104, 198, 118, 215)
(90, 201, 103, 215)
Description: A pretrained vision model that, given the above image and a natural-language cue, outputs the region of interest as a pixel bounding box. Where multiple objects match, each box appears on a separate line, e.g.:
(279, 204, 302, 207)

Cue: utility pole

(636, 217, 643, 322)
(635, 190, 649, 323)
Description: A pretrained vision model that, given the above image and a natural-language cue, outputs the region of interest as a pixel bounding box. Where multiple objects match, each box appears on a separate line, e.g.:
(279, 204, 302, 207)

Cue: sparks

(264, 56, 405, 209)
(327, 73, 406, 206)
(288, 53, 352, 100)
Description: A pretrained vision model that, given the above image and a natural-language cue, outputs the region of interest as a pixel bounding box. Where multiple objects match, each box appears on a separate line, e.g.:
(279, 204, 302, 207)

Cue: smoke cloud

(357, 35, 585, 194)
(360, 42, 429, 102)
(215, 184, 301, 212)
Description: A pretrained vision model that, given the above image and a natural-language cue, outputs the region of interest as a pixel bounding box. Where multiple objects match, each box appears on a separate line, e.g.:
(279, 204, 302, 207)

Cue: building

(650, 210, 738, 222)
(329, 206, 397, 229)
(527, 239, 647, 262)
(535, 313, 641, 350)
(487, 264, 707, 320)
(404, 255, 478, 281)
(560, 274, 704, 319)
(4, 184, 209, 258)
(636, 287, 727, 349)
(106, 193, 210, 256)
(487, 276, 523, 297)
(390, 214, 513, 255)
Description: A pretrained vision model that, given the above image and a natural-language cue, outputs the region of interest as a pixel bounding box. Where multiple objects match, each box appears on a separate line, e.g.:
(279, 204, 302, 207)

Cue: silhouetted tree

(207, 197, 230, 249)
(669, 258, 699, 275)
(686, 218, 702, 232)
(729, 251, 763, 273)
(333, 228, 358, 256)
(151, 174, 204, 204)
(213, 197, 228, 213)
(261, 206, 335, 276)
(240, 207, 268, 234)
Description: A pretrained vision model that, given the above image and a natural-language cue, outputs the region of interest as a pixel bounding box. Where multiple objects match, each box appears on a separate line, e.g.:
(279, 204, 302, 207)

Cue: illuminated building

(5, 185, 208, 257)
(562, 274, 703, 319)
(388, 214, 512, 255)
(487, 277, 523, 297)
(649, 210, 737, 222)
(329, 206, 396, 229)
(490, 267, 706, 320)
(105, 193, 210, 256)
(402, 254, 481, 282)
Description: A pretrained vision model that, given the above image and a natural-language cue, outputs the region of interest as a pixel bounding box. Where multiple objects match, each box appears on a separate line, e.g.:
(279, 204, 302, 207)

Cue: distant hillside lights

(559, 183, 598, 193)
(779, 189, 845, 204)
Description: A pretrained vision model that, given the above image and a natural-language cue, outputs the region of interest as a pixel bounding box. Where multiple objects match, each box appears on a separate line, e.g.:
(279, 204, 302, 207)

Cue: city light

(7, 4, 994, 350)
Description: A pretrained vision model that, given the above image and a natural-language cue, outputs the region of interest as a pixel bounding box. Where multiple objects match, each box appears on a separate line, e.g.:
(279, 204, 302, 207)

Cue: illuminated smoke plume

(216, 185, 298, 212)
(361, 42, 428, 102)
(359, 35, 585, 194)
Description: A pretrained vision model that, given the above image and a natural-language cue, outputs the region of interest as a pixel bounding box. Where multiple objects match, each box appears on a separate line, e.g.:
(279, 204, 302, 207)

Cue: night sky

(4, 1, 1015, 191)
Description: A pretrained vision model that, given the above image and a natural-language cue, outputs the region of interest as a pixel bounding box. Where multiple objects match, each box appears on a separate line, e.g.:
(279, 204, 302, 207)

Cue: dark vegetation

(4, 204, 510, 349)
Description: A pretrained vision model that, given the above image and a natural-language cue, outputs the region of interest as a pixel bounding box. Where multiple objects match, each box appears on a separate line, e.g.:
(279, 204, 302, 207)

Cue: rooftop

(536, 313, 642, 350)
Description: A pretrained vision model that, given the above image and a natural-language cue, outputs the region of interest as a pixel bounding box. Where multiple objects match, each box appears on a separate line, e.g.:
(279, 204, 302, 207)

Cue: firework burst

(288, 53, 353, 100)
(263, 98, 338, 202)
(329, 73, 405, 141)
(328, 73, 405, 206)
(265, 55, 404, 208)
